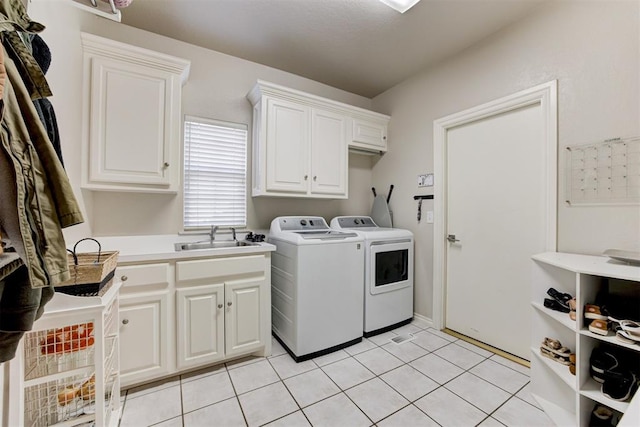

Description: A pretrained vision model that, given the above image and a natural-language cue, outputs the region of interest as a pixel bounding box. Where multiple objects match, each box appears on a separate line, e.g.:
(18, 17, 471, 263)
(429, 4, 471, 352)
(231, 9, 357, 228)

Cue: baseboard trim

(443, 328, 531, 368)
(413, 312, 433, 329)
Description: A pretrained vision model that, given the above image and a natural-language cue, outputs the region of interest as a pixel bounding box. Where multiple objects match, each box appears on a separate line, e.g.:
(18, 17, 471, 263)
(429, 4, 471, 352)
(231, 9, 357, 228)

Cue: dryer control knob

(300, 219, 307, 226)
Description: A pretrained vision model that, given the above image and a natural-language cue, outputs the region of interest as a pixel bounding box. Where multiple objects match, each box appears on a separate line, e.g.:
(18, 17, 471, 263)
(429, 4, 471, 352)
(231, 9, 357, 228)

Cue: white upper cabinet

(80, 33, 190, 193)
(265, 98, 310, 194)
(311, 108, 347, 196)
(351, 117, 388, 153)
(248, 80, 390, 199)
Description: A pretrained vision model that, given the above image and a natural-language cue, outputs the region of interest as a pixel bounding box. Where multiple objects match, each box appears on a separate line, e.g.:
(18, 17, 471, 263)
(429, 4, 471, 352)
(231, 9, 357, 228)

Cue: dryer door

(369, 240, 413, 295)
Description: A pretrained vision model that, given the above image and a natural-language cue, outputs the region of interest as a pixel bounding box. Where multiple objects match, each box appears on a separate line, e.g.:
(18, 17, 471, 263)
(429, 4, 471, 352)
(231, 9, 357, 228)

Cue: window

(183, 116, 247, 229)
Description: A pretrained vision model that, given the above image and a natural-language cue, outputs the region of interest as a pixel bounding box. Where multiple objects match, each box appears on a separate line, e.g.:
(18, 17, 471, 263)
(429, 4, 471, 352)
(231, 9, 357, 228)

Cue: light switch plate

(426, 211, 434, 223)
(418, 173, 434, 187)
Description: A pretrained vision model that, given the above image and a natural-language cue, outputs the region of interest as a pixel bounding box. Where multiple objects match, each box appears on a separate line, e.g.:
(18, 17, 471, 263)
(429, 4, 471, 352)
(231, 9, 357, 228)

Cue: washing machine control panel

(277, 216, 329, 231)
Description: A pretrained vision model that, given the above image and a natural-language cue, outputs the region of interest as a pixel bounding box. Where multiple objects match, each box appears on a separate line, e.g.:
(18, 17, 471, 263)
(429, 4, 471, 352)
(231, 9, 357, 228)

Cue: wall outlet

(417, 173, 434, 187)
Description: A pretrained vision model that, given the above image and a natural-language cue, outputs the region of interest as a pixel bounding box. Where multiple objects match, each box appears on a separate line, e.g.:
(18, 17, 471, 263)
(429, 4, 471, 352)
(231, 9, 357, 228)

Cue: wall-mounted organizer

(565, 136, 640, 205)
(7, 282, 121, 426)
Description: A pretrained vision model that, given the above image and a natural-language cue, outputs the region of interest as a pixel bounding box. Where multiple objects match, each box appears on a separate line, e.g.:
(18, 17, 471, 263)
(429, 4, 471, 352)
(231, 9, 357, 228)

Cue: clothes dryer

(330, 216, 414, 336)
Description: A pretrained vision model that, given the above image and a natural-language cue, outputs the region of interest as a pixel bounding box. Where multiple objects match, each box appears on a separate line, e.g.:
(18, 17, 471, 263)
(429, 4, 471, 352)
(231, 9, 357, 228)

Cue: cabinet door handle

(163, 162, 170, 168)
(218, 304, 223, 309)
(313, 176, 317, 181)
(122, 319, 129, 325)
(227, 301, 232, 307)
(304, 175, 308, 180)
(120, 275, 128, 282)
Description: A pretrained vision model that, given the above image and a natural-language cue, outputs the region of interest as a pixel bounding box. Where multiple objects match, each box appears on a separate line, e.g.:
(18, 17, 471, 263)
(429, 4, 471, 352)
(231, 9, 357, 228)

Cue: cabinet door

(88, 56, 174, 187)
(225, 278, 264, 357)
(351, 118, 388, 152)
(311, 108, 348, 196)
(176, 284, 225, 370)
(265, 98, 310, 193)
(119, 292, 170, 387)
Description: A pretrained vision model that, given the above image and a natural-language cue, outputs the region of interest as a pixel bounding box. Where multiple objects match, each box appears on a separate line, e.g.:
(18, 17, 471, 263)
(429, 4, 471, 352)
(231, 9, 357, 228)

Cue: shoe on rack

(589, 404, 614, 427)
(609, 316, 640, 338)
(569, 298, 577, 321)
(547, 288, 572, 309)
(585, 304, 609, 320)
(614, 327, 640, 345)
(544, 298, 570, 313)
(540, 347, 571, 365)
(569, 353, 576, 375)
(589, 319, 609, 336)
(602, 371, 636, 401)
(590, 348, 619, 383)
(540, 337, 572, 356)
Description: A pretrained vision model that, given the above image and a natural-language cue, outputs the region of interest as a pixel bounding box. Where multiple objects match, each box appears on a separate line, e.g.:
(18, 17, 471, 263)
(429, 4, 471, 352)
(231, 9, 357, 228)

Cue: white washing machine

(330, 216, 414, 337)
(269, 216, 364, 361)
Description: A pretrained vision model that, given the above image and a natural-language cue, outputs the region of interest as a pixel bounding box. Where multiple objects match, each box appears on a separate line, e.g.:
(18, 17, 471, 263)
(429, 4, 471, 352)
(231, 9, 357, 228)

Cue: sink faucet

(209, 225, 218, 241)
(231, 227, 237, 241)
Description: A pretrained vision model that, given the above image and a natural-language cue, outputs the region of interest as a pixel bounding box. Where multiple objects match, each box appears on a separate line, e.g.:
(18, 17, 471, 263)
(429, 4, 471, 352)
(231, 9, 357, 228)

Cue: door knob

(218, 304, 223, 309)
(122, 319, 129, 325)
(447, 234, 460, 243)
(227, 301, 232, 306)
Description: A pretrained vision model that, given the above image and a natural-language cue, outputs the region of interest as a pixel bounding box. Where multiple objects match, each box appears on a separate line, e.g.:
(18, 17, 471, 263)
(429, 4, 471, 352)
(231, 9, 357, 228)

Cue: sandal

(547, 288, 572, 308)
(544, 298, 570, 313)
(608, 317, 640, 337)
(615, 328, 638, 344)
(585, 304, 609, 320)
(541, 338, 571, 356)
(589, 319, 609, 336)
(540, 347, 571, 365)
(568, 298, 576, 321)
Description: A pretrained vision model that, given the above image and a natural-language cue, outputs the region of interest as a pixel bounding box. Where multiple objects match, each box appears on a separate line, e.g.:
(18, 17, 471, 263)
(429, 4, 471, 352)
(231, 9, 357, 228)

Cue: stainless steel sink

(174, 241, 258, 251)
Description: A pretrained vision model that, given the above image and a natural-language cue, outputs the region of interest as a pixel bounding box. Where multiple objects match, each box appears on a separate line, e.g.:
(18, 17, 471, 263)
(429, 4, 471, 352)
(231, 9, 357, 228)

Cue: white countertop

(87, 234, 275, 263)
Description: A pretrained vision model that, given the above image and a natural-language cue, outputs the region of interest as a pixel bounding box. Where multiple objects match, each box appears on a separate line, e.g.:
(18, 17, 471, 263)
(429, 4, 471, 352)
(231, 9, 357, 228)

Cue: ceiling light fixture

(378, 0, 422, 14)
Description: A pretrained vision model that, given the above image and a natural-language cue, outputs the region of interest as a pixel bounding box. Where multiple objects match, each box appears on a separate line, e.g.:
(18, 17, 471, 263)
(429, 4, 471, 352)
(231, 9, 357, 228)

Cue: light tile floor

(118, 319, 553, 427)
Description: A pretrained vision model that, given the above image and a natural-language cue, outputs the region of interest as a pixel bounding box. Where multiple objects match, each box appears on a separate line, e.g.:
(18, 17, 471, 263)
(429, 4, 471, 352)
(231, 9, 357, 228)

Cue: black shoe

(547, 287, 572, 309)
(544, 298, 570, 313)
(602, 371, 636, 401)
(590, 348, 619, 383)
(589, 404, 614, 427)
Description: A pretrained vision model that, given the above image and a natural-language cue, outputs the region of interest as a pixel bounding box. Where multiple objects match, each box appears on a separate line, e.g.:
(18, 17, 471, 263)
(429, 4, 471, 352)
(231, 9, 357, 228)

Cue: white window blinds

(183, 116, 247, 228)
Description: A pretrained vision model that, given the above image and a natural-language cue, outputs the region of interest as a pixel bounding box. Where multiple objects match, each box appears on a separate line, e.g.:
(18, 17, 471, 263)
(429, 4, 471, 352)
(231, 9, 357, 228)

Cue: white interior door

(444, 101, 552, 360)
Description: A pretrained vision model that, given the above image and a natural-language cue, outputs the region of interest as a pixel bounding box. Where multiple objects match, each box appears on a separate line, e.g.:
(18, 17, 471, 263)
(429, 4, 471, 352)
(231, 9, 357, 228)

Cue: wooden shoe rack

(531, 252, 640, 426)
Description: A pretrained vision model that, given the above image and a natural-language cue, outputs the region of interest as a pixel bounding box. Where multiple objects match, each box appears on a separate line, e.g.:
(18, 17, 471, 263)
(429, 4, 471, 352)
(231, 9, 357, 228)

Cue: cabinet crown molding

(81, 32, 191, 84)
(247, 80, 390, 122)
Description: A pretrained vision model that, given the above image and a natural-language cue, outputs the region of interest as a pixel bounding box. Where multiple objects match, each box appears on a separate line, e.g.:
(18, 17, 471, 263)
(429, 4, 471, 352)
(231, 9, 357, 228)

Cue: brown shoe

(589, 319, 609, 336)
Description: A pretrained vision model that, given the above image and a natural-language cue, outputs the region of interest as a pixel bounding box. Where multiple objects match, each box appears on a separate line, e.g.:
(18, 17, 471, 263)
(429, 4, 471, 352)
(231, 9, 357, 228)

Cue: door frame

(432, 81, 558, 330)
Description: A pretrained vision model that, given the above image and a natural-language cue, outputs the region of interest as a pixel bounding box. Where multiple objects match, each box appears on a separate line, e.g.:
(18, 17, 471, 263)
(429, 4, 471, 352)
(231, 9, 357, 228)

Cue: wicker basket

(55, 238, 119, 296)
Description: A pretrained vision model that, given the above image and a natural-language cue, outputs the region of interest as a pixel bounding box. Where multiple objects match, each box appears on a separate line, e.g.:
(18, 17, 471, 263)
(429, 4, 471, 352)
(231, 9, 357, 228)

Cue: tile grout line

(120, 323, 540, 427)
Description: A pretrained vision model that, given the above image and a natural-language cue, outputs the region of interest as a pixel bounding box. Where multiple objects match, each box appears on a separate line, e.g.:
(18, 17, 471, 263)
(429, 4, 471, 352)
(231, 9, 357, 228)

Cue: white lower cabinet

(176, 256, 268, 371)
(176, 284, 225, 370)
(119, 292, 171, 386)
(118, 252, 271, 388)
(225, 278, 264, 357)
(531, 252, 640, 427)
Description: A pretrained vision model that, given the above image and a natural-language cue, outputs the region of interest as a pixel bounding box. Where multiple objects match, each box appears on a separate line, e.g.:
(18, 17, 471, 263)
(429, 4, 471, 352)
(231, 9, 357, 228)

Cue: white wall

(27, 0, 376, 239)
(371, 0, 640, 319)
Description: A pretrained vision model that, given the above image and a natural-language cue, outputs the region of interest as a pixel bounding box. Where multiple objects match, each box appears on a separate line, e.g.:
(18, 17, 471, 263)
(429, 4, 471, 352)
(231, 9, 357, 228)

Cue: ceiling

(121, 0, 547, 98)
